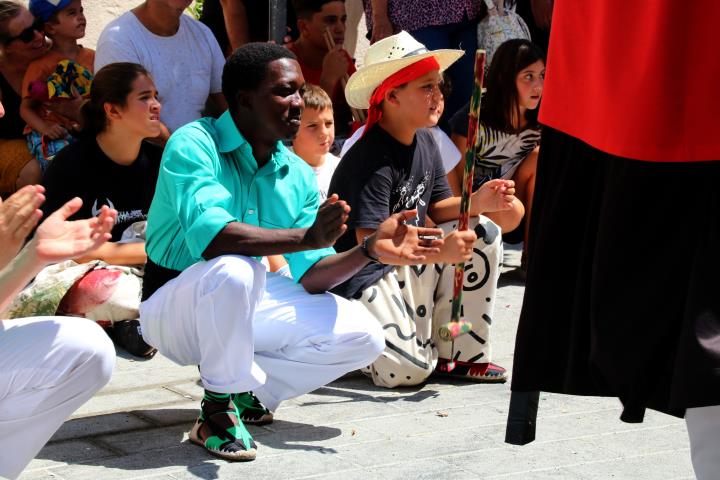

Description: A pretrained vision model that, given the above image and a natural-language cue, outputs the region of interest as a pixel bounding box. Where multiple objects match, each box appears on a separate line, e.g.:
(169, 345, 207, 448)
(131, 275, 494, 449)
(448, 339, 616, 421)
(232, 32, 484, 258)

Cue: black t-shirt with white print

(41, 137, 162, 242)
(329, 125, 453, 298)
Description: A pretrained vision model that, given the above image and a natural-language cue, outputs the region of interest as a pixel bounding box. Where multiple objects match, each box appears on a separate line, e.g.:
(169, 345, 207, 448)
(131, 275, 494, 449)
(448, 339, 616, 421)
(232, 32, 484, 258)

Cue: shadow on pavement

(253, 419, 342, 453)
(36, 408, 341, 479)
(499, 268, 526, 287)
(303, 383, 441, 406)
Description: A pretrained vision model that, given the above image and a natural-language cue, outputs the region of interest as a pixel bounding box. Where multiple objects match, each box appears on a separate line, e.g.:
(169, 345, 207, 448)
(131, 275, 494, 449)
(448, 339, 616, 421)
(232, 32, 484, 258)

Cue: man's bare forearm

(300, 245, 371, 294)
(202, 221, 314, 260)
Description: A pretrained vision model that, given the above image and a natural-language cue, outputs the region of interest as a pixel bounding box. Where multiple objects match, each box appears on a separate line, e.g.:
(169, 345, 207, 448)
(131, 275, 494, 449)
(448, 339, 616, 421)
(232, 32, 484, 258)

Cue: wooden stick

(323, 28, 366, 123)
(437, 50, 487, 366)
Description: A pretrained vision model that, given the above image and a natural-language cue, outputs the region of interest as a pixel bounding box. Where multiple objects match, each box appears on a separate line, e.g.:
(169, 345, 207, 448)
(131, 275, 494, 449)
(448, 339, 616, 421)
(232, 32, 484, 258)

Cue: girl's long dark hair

(480, 39, 545, 133)
(81, 62, 151, 135)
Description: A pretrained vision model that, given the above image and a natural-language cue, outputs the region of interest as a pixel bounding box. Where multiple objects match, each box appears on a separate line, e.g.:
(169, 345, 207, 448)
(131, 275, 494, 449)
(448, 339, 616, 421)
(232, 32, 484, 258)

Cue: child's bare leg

(513, 147, 539, 258)
(485, 202, 524, 234)
(266, 255, 288, 273)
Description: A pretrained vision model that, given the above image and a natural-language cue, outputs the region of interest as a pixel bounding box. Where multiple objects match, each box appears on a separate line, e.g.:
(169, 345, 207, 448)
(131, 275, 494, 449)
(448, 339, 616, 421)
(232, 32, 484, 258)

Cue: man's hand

(471, 179, 516, 214)
(303, 194, 350, 249)
(0, 185, 45, 268)
(371, 210, 443, 264)
(438, 229, 477, 264)
(32, 197, 117, 265)
(320, 45, 351, 90)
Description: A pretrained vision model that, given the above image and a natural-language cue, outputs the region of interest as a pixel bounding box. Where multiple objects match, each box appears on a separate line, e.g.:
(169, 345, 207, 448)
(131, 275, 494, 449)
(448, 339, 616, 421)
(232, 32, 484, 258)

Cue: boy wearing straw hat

(329, 31, 519, 387)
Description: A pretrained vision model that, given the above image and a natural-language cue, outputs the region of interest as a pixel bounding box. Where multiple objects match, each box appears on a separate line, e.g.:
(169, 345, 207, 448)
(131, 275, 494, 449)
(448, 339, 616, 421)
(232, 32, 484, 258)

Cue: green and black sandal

(189, 397, 257, 461)
(233, 392, 274, 425)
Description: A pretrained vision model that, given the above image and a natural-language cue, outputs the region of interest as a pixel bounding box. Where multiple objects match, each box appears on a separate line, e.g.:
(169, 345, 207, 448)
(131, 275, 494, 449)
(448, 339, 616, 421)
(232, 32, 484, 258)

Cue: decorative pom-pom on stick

(437, 319, 472, 342)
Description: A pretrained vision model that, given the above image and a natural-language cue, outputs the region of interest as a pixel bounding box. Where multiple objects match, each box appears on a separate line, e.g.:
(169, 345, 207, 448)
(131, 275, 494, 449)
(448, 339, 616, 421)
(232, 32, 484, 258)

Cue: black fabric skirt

(511, 127, 720, 422)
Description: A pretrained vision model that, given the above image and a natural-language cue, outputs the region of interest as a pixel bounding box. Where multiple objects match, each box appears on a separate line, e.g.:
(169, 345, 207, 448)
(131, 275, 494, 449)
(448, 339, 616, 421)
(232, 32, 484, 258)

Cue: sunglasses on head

(4, 18, 44, 46)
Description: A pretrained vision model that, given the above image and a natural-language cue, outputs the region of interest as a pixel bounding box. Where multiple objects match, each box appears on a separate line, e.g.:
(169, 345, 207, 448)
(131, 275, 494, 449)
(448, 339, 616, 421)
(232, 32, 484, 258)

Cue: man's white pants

(685, 405, 720, 479)
(0, 317, 115, 479)
(139, 255, 385, 411)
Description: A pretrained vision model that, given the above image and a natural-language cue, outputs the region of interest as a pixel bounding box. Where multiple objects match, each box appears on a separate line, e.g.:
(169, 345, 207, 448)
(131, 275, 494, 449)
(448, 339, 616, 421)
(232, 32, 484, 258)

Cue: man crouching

(138, 42, 444, 461)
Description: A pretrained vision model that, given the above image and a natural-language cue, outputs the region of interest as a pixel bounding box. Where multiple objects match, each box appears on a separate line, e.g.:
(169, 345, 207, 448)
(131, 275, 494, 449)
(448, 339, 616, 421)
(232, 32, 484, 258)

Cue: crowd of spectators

(0, 0, 548, 473)
(3, 1, 715, 479)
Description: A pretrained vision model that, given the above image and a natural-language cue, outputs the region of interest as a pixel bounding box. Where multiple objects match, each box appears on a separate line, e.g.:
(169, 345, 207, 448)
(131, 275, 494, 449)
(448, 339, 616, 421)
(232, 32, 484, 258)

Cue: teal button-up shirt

(146, 110, 334, 281)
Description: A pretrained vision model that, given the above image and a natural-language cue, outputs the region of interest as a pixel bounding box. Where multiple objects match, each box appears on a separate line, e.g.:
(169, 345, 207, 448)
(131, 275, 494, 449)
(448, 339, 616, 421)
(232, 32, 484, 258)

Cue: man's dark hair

(291, 0, 343, 20)
(222, 42, 297, 106)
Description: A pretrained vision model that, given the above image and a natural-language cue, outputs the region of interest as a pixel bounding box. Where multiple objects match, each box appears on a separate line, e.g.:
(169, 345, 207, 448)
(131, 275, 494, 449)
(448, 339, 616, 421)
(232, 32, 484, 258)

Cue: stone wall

(81, 0, 145, 48)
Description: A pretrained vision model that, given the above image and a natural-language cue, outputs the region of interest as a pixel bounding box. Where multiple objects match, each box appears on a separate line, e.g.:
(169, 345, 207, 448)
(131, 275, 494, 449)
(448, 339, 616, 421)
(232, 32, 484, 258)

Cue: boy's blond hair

(302, 84, 333, 112)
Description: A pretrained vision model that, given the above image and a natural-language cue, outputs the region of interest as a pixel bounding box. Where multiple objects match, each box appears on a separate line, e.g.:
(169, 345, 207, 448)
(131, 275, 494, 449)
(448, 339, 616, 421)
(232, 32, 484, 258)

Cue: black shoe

(111, 320, 157, 358)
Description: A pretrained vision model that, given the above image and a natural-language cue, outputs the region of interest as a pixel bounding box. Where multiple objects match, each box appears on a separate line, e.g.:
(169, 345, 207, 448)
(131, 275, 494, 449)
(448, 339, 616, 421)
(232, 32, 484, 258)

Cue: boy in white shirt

(292, 84, 340, 202)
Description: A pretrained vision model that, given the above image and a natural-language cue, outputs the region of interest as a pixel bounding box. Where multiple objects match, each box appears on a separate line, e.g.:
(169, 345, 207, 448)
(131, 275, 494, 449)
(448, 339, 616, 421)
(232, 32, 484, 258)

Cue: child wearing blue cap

(20, 0, 94, 170)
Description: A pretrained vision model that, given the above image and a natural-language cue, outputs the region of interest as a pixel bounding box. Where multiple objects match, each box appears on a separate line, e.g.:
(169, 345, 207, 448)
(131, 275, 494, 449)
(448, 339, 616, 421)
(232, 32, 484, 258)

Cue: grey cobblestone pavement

(20, 246, 694, 479)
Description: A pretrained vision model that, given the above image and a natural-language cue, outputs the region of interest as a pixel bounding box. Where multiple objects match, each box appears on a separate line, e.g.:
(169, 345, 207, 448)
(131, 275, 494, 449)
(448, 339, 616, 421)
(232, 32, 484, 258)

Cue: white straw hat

(345, 31, 465, 109)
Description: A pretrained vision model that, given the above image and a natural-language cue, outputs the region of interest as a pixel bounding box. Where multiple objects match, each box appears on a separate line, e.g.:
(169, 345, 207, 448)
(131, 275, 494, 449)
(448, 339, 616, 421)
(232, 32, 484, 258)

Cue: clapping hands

(0, 191, 116, 313)
(0, 186, 117, 271)
(0, 185, 45, 268)
(303, 194, 350, 249)
(31, 197, 117, 266)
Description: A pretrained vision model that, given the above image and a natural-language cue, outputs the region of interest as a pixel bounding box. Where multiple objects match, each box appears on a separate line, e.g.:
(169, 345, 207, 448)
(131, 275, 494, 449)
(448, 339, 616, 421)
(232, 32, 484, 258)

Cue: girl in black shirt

(39, 62, 164, 357)
(42, 62, 163, 259)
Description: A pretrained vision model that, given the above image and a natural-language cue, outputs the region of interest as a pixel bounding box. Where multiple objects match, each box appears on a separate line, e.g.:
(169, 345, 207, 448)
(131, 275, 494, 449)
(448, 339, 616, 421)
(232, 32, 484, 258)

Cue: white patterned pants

(0, 317, 115, 479)
(354, 216, 503, 388)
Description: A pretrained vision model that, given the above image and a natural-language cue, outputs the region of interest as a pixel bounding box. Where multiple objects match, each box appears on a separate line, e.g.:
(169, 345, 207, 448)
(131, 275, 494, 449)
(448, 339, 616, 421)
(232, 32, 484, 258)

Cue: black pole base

(268, 0, 287, 44)
(505, 390, 540, 445)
